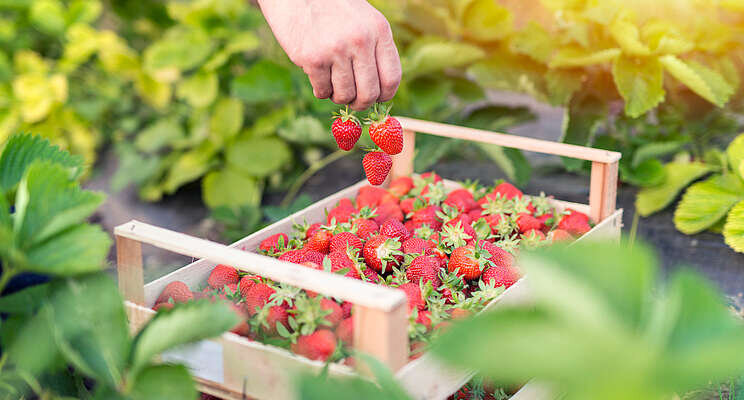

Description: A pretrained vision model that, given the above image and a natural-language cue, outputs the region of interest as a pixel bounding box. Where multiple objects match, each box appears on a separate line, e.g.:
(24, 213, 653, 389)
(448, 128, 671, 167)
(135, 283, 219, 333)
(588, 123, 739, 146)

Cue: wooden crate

(115, 117, 623, 400)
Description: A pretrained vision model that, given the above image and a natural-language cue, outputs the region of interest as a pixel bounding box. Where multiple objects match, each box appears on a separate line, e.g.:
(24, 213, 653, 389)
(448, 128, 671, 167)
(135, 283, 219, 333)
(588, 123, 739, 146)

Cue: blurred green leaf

(660, 55, 734, 107)
(131, 364, 197, 400)
(636, 162, 715, 216)
(0, 283, 50, 315)
(176, 71, 218, 108)
(209, 97, 243, 143)
(632, 141, 686, 168)
(226, 137, 291, 178)
(65, 0, 102, 25)
(450, 77, 485, 102)
(30, 0, 66, 35)
(111, 144, 161, 192)
(620, 158, 666, 187)
(232, 59, 292, 103)
(407, 75, 451, 115)
(723, 200, 744, 252)
(143, 27, 213, 73)
(162, 142, 217, 193)
(462, 105, 535, 131)
(135, 118, 185, 154)
(278, 115, 331, 145)
(0, 133, 83, 192)
(130, 300, 238, 376)
(202, 167, 261, 209)
(413, 135, 457, 172)
(674, 174, 744, 234)
(510, 21, 553, 63)
(612, 55, 664, 118)
(459, 0, 512, 41)
(263, 194, 313, 222)
(726, 133, 744, 177)
(560, 95, 605, 171)
(477, 144, 531, 187)
(404, 40, 485, 77)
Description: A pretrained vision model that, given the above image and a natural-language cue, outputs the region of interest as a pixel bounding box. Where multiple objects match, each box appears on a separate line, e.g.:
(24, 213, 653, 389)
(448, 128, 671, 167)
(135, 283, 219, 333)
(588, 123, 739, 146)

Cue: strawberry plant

(0, 133, 238, 399)
(636, 132, 744, 253)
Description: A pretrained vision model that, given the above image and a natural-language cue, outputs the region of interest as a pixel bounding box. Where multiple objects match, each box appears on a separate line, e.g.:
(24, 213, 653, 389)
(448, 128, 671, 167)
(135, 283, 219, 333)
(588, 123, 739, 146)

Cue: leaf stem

(280, 149, 350, 208)
(0, 267, 16, 295)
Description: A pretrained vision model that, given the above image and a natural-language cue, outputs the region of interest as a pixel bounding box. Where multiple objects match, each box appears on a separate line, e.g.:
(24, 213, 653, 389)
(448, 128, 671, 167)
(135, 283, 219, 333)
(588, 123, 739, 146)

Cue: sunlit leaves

(659, 55, 734, 107)
(723, 200, 744, 252)
(612, 55, 664, 118)
(202, 167, 261, 209)
(226, 137, 291, 178)
(176, 71, 218, 108)
(403, 40, 485, 77)
(636, 162, 715, 216)
(674, 174, 744, 234)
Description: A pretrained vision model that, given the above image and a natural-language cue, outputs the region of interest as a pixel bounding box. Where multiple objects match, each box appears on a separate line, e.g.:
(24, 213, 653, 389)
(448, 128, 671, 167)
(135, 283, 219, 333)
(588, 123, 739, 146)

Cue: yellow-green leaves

(143, 27, 213, 77)
(674, 174, 744, 234)
(726, 134, 744, 179)
(609, 15, 651, 57)
(202, 167, 261, 209)
(30, 0, 66, 35)
(612, 56, 665, 118)
(12, 73, 68, 123)
(226, 137, 291, 178)
(659, 55, 734, 107)
(459, 0, 513, 42)
(176, 71, 218, 108)
(636, 162, 715, 216)
(549, 46, 621, 68)
(723, 200, 744, 252)
(403, 40, 485, 77)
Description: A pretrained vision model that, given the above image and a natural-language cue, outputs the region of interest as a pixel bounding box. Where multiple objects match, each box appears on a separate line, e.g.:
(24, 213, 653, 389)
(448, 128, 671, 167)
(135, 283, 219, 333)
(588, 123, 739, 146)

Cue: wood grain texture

(396, 117, 621, 163)
(116, 235, 144, 305)
(353, 302, 409, 374)
(390, 129, 416, 181)
(589, 161, 619, 223)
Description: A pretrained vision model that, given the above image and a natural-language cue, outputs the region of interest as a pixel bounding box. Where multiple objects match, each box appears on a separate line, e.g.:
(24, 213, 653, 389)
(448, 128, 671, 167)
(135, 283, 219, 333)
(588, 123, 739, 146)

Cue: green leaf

(612, 55, 665, 117)
(135, 118, 185, 154)
(30, 0, 66, 35)
(143, 27, 213, 73)
(278, 115, 333, 146)
(544, 69, 583, 106)
(636, 162, 715, 216)
(226, 137, 291, 178)
(723, 200, 744, 252)
(407, 75, 451, 114)
(6, 304, 60, 375)
(403, 40, 485, 77)
(65, 0, 102, 25)
(111, 144, 161, 192)
(13, 161, 104, 248)
(231, 60, 292, 104)
(460, 0, 513, 41)
(413, 135, 457, 172)
(0, 133, 83, 192)
(161, 142, 217, 194)
(203, 31, 260, 71)
(263, 194, 313, 222)
(0, 283, 50, 315)
(477, 144, 531, 187)
(659, 55, 734, 107)
(202, 167, 261, 209)
(131, 364, 197, 400)
(249, 105, 294, 138)
(726, 133, 744, 178)
(24, 224, 111, 275)
(176, 71, 218, 108)
(609, 17, 651, 56)
(620, 158, 666, 187)
(560, 95, 605, 171)
(46, 275, 130, 387)
(462, 105, 536, 132)
(632, 141, 686, 168)
(209, 97, 243, 144)
(674, 174, 744, 234)
(450, 77, 485, 102)
(130, 300, 238, 375)
(509, 21, 553, 63)
(549, 46, 621, 68)
(134, 72, 172, 109)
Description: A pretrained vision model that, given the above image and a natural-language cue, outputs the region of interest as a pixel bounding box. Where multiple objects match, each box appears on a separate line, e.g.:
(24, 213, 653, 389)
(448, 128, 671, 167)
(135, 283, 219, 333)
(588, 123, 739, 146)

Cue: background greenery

(2, 0, 744, 250)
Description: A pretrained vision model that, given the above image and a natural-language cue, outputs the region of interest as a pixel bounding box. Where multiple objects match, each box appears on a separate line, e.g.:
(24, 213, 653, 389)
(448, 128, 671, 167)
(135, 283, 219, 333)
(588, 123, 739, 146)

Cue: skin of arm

(257, 0, 402, 110)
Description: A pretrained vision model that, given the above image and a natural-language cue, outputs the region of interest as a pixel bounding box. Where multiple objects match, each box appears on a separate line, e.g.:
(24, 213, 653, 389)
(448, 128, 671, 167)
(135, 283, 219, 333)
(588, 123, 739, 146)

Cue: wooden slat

(116, 235, 144, 305)
(589, 161, 618, 223)
(114, 221, 406, 312)
(396, 117, 621, 163)
(390, 129, 416, 181)
(353, 302, 409, 374)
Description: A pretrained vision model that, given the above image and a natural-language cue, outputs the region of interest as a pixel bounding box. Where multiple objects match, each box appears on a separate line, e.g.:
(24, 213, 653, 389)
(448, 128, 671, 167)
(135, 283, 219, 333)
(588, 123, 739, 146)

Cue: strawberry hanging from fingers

(362, 151, 392, 186)
(331, 106, 362, 151)
(367, 103, 403, 155)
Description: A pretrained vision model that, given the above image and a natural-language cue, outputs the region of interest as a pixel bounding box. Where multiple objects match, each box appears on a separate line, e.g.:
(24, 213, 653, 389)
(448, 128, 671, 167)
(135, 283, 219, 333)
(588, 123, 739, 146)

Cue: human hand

(257, 0, 401, 111)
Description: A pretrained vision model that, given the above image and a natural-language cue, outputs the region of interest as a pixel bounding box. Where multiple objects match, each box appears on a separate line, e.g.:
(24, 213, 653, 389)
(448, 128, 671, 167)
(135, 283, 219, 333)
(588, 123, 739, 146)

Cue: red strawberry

(420, 172, 442, 183)
(326, 251, 360, 279)
(516, 213, 542, 233)
(362, 151, 392, 186)
(379, 192, 399, 205)
(557, 209, 592, 236)
(306, 230, 333, 254)
(331, 108, 362, 151)
(551, 229, 574, 242)
(425, 247, 448, 267)
(411, 205, 442, 228)
(400, 197, 416, 215)
(207, 265, 239, 289)
(243, 283, 275, 316)
(361, 267, 382, 283)
(302, 250, 325, 266)
(468, 208, 483, 221)
(483, 214, 502, 234)
(402, 237, 434, 255)
(367, 105, 403, 155)
(478, 240, 514, 269)
(259, 233, 288, 253)
(320, 298, 344, 327)
(352, 218, 378, 240)
(291, 329, 337, 361)
(492, 182, 523, 199)
(481, 263, 521, 289)
(153, 301, 175, 311)
(523, 229, 546, 241)
(302, 223, 321, 240)
(447, 245, 491, 280)
(416, 310, 432, 329)
(238, 275, 260, 299)
(398, 282, 425, 311)
(380, 218, 410, 241)
(362, 235, 403, 273)
(156, 281, 193, 304)
(279, 249, 306, 264)
(330, 232, 363, 254)
(406, 255, 441, 287)
(336, 317, 354, 345)
(341, 301, 353, 318)
(444, 189, 476, 212)
(373, 202, 404, 225)
(389, 176, 414, 198)
(327, 203, 356, 224)
(537, 212, 554, 228)
(356, 185, 387, 209)
(264, 304, 290, 336)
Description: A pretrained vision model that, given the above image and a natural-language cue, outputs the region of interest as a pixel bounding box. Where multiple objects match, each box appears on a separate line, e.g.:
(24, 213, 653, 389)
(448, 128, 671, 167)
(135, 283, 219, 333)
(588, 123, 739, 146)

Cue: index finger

(374, 24, 401, 102)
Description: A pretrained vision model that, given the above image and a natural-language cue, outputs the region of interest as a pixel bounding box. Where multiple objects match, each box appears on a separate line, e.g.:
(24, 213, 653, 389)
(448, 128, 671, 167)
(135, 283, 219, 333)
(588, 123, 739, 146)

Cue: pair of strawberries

(331, 104, 403, 186)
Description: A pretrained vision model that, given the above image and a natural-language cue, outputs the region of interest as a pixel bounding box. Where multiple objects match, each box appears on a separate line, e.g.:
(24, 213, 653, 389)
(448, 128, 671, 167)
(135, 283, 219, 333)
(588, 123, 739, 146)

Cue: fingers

(374, 20, 402, 102)
(350, 45, 381, 111)
(330, 59, 356, 105)
(304, 64, 333, 99)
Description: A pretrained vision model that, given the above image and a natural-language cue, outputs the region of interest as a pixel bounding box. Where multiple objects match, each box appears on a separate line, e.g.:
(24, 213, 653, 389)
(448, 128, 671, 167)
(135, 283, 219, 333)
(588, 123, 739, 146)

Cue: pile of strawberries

(331, 103, 402, 185)
(153, 173, 592, 365)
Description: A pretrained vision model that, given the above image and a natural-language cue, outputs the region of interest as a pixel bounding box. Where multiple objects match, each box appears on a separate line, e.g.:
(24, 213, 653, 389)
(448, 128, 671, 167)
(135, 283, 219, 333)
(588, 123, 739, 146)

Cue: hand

(257, 0, 401, 110)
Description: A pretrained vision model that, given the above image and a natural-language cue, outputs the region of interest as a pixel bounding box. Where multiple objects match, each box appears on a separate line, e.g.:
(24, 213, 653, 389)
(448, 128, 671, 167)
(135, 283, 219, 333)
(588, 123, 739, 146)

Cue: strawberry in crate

(151, 173, 593, 364)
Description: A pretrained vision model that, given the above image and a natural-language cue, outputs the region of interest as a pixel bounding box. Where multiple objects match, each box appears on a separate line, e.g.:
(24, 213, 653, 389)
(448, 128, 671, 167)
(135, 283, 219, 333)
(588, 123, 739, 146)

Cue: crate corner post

(352, 300, 409, 374)
(115, 221, 145, 306)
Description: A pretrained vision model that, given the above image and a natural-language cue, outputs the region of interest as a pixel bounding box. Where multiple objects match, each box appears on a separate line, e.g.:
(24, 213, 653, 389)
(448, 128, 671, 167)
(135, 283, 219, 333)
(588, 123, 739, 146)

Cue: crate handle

(114, 220, 409, 372)
(391, 117, 620, 223)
